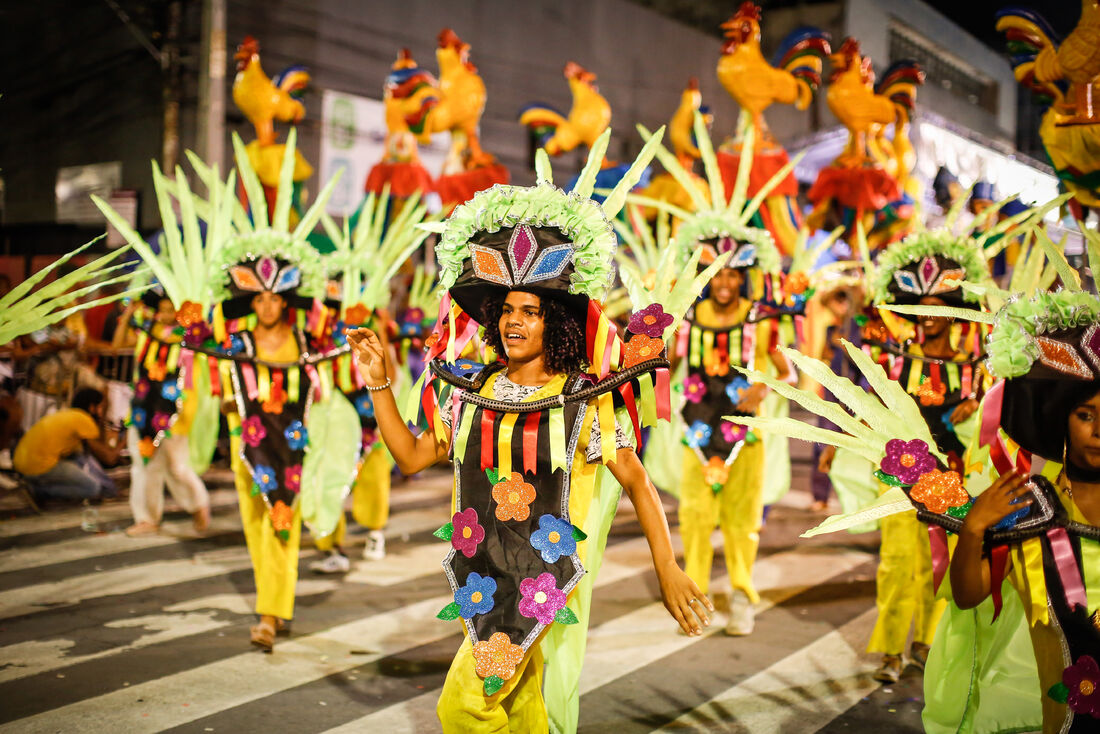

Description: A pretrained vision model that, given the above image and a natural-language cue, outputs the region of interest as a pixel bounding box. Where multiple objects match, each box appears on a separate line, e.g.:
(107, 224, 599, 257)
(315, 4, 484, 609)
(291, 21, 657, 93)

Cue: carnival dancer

(859, 227, 994, 681)
(118, 290, 212, 536)
(311, 189, 432, 571)
(627, 112, 798, 636)
(96, 130, 360, 653)
(349, 128, 719, 733)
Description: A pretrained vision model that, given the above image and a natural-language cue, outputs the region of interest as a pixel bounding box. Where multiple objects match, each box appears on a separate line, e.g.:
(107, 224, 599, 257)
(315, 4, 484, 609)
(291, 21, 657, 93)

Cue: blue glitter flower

(130, 407, 147, 430)
(284, 421, 308, 450)
(686, 421, 713, 449)
(530, 514, 577, 563)
(454, 572, 497, 618)
(160, 382, 181, 402)
(333, 321, 350, 346)
(252, 464, 278, 493)
(354, 393, 375, 418)
(725, 376, 751, 404)
(222, 333, 246, 355)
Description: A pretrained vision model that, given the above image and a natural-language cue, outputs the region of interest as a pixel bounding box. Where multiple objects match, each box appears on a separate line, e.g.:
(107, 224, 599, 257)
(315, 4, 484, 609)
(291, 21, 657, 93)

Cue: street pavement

(0, 440, 928, 733)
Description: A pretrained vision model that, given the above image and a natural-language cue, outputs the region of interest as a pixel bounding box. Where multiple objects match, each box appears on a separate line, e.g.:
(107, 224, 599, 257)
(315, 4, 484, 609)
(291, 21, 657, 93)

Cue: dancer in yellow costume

(626, 111, 797, 636)
(349, 128, 722, 733)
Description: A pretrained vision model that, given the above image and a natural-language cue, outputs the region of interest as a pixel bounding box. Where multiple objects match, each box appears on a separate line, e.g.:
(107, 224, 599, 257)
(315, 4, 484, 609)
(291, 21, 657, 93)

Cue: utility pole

(197, 0, 227, 173)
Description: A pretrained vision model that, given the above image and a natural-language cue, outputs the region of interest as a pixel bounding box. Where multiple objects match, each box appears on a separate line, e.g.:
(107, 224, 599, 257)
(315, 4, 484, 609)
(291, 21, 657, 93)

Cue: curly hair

(482, 291, 588, 375)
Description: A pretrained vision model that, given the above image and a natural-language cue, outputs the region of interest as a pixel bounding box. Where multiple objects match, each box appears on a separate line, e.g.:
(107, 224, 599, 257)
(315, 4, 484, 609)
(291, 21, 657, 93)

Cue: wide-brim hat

(873, 231, 990, 322)
(220, 253, 315, 320)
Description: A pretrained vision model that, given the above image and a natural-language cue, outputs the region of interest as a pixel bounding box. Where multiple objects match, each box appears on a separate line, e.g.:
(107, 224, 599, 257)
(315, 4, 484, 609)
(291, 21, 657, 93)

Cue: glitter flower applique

(530, 514, 578, 563)
(151, 412, 172, 432)
(130, 407, 147, 430)
(491, 472, 537, 522)
(703, 456, 731, 491)
(284, 421, 308, 450)
(472, 632, 525, 694)
(160, 381, 181, 402)
(725, 376, 751, 405)
(448, 507, 486, 558)
(518, 572, 569, 625)
(270, 500, 294, 540)
(134, 379, 151, 400)
(720, 421, 747, 444)
(628, 304, 674, 339)
(685, 420, 713, 449)
(284, 464, 302, 493)
(242, 415, 267, 447)
(909, 469, 969, 514)
(683, 374, 707, 403)
(623, 335, 665, 368)
(354, 393, 375, 418)
(1048, 654, 1100, 717)
(252, 464, 278, 493)
(449, 572, 497, 619)
(879, 439, 935, 485)
(917, 377, 946, 407)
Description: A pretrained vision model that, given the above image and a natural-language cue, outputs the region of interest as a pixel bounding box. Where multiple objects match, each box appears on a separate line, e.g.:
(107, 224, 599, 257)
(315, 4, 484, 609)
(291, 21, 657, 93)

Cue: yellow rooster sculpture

(638, 78, 711, 216)
(997, 2, 1100, 211)
(519, 62, 613, 158)
(716, 2, 830, 147)
(231, 36, 313, 222)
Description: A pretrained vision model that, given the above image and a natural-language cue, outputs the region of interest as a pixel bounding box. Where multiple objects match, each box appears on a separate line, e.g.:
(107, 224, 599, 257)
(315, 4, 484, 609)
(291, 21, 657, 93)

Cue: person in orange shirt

(14, 388, 122, 501)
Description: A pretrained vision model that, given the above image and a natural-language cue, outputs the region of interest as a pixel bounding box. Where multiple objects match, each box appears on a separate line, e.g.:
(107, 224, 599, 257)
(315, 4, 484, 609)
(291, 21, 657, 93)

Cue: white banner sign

(319, 89, 448, 217)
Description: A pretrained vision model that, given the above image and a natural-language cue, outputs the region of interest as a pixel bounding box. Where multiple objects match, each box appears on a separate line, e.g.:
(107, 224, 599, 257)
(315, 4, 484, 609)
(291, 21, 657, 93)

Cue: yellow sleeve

(74, 411, 101, 440)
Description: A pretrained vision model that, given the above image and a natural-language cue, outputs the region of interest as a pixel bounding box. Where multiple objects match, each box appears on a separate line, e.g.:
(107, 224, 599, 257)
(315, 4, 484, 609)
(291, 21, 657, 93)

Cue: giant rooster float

(232, 36, 313, 224)
(519, 62, 644, 199)
(715, 2, 830, 256)
(366, 29, 509, 213)
(997, 2, 1100, 216)
(806, 37, 924, 249)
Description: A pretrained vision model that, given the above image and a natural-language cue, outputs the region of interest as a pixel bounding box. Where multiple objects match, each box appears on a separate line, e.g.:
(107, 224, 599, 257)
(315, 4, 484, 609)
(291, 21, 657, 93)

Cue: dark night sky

(915, 1, 1079, 48)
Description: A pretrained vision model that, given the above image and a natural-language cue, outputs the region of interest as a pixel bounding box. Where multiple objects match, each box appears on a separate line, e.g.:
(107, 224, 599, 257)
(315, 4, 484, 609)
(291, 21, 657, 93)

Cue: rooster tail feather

(994, 7, 1061, 47)
(774, 27, 832, 94)
(995, 8, 1063, 105)
(274, 65, 311, 99)
(876, 60, 925, 110)
(518, 103, 568, 142)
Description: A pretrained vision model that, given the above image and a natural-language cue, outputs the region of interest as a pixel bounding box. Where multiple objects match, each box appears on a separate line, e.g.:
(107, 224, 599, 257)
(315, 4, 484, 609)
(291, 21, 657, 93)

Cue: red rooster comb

(564, 61, 597, 84)
(437, 28, 465, 51)
(734, 2, 762, 21)
(687, 77, 699, 91)
(838, 37, 861, 57)
(234, 36, 259, 70)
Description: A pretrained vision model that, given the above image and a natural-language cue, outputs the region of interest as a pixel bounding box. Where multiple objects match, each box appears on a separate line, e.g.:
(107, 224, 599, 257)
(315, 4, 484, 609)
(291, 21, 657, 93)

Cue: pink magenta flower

(242, 415, 267, 447)
(284, 464, 302, 492)
(518, 572, 567, 625)
(683, 374, 707, 404)
(880, 439, 935, 485)
(628, 303, 674, 338)
(451, 508, 486, 558)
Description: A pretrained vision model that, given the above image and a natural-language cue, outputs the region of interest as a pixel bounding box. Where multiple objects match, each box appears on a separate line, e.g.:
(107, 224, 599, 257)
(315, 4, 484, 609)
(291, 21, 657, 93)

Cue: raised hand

(962, 471, 1031, 539)
(347, 327, 388, 386)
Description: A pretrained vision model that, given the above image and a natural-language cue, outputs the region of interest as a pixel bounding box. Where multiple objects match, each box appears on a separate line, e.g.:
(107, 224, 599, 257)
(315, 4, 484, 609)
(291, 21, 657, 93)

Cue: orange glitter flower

(702, 456, 730, 488)
(917, 379, 945, 407)
(492, 473, 537, 522)
(704, 354, 730, 377)
(786, 271, 809, 295)
(261, 391, 287, 415)
(623, 335, 664, 368)
(344, 303, 370, 326)
(175, 301, 205, 328)
(270, 500, 294, 532)
(147, 362, 168, 382)
(471, 632, 525, 681)
(138, 437, 156, 459)
(909, 469, 969, 514)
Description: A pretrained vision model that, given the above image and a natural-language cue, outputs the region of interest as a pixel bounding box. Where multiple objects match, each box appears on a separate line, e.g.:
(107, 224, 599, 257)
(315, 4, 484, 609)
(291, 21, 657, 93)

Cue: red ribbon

(208, 356, 221, 396)
(928, 525, 949, 594)
(420, 379, 436, 430)
(480, 409, 496, 471)
(961, 364, 972, 398)
(989, 544, 1009, 621)
(1047, 527, 1088, 613)
(618, 383, 641, 449)
(522, 411, 540, 474)
(930, 362, 942, 394)
(655, 367, 671, 421)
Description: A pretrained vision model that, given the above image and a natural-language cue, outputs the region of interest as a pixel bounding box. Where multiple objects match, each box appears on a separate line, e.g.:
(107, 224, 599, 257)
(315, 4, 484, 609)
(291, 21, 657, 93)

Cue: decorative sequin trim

(470, 245, 513, 286)
(523, 244, 574, 284)
(1034, 335, 1094, 379)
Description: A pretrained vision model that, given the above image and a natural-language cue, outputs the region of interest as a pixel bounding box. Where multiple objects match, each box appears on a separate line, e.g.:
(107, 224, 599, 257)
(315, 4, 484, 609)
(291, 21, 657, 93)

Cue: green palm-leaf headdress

(629, 111, 792, 274)
(319, 186, 433, 318)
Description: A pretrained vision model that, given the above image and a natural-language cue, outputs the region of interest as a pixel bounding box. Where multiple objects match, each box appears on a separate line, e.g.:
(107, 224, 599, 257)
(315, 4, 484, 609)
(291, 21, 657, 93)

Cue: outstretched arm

(348, 327, 448, 475)
(950, 470, 1029, 609)
(606, 447, 713, 635)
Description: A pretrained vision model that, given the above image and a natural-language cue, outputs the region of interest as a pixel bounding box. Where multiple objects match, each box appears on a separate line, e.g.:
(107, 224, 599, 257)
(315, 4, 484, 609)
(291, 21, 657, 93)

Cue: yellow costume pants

(232, 437, 302, 620)
(314, 447, 392, 552)
(867, 504, 945, 655)
(437, 636, 548, 734)
(678, 442, 765, 603)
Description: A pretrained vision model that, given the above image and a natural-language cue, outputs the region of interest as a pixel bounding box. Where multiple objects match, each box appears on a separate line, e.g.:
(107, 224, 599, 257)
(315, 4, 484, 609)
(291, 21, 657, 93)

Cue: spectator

(13, 388, 122, 501)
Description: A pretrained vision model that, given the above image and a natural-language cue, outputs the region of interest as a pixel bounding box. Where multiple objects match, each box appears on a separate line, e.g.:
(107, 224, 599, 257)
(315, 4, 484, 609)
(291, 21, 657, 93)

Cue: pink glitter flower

(450, 508, 486, 559)
(518, 572, 567, 625)
(242, 415, 267, 447)
(683, 374, 707, 404)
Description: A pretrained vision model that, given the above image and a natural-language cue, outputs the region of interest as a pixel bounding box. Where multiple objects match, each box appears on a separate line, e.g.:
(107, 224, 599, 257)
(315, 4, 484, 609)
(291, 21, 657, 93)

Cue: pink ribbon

(889, 355, 904, 381)
(655, 367, 671, 421)
(241, 363, 259, 400)
(676, 322, 690, 358)
(305, 364, 320, 400)
(179, 350, 195, 390)
(1047, 527, 1088, 612)
(980, 380, 1014, 475)
(742, 322, 756, 366)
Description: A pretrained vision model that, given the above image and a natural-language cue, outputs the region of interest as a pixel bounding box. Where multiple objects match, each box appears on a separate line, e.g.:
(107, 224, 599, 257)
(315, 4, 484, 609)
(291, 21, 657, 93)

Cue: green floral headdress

(872, 229, 991, 309)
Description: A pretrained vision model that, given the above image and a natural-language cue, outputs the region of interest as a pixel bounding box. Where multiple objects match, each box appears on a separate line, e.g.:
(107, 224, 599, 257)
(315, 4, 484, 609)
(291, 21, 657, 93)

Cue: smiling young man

(347, 131, 716, 732)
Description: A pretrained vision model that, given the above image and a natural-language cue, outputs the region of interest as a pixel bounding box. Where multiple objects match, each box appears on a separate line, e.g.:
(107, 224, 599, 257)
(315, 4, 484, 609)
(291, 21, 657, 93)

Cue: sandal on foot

(250, 621, 276, 652)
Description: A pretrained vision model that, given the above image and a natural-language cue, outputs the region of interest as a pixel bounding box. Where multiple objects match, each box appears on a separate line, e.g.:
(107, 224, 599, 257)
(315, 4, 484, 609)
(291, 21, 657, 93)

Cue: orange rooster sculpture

(807, 38, 924, 248)
(232, 36, 313, 222)
(638, 78, 712, 217)
(364, 49, 438, 200)
(519, 62, 613, 158)
(713, 2, 831, 256)
(997, 3, 1100, 213)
